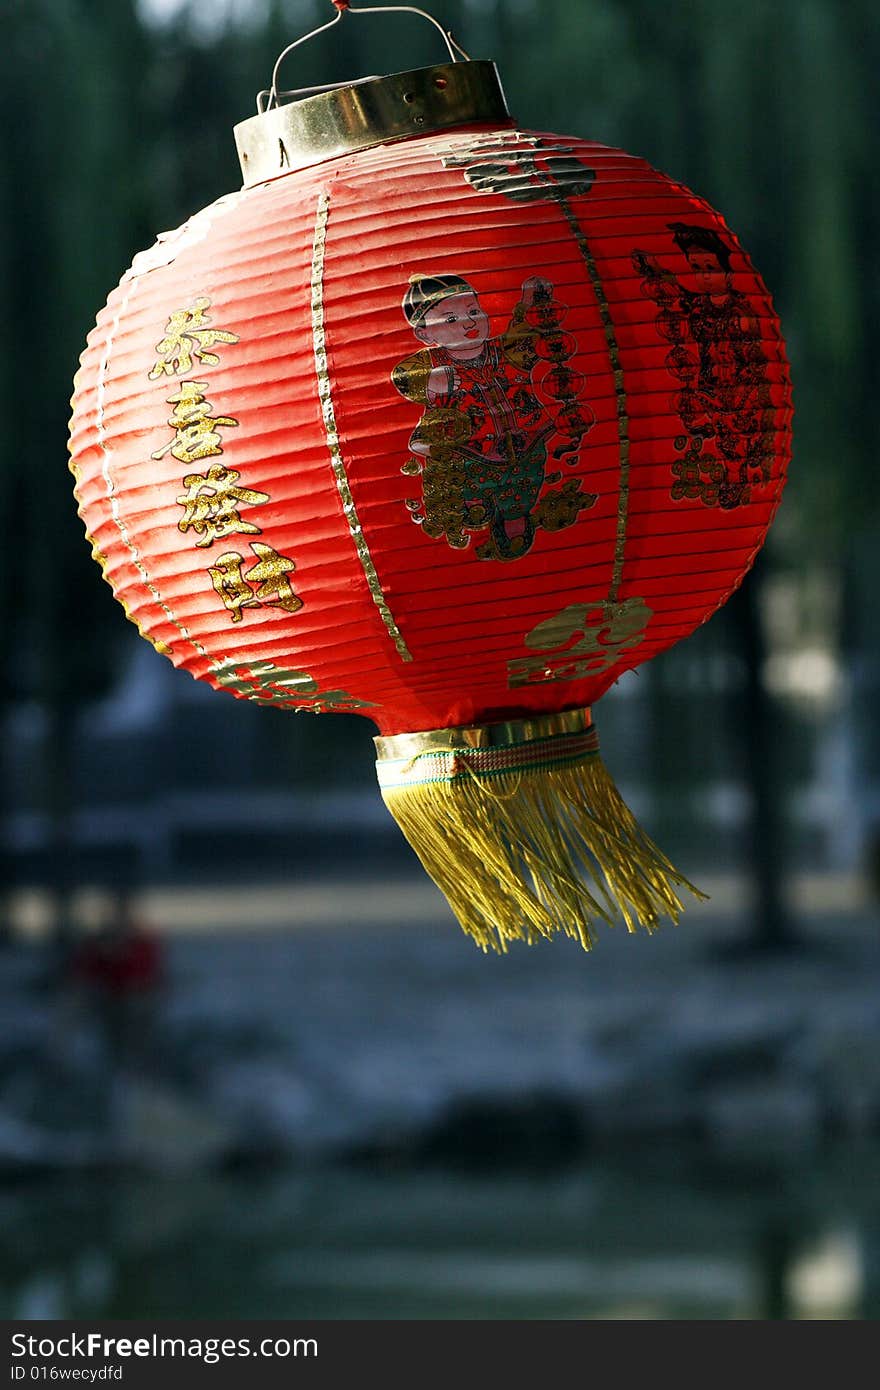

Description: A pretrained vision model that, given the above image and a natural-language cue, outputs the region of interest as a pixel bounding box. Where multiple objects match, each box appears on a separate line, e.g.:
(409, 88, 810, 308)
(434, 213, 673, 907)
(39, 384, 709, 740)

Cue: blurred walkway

(1, 869, 878, 1176)
(7, 870, 874, 937)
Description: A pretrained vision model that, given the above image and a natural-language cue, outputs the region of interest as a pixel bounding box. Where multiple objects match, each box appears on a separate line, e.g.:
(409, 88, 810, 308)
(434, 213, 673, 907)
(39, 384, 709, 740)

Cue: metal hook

(261, 1, 471, 113)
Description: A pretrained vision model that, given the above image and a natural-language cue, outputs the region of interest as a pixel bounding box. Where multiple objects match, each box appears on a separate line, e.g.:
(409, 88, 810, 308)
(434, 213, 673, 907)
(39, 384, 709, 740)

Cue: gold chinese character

(148, 296, 239, 380)
(177, 464, 269, 547)
(208, 552, 260, 624)
(208, 544, 303, 623)
(243, 542, 303, 615)
(151, 381, 238, 466)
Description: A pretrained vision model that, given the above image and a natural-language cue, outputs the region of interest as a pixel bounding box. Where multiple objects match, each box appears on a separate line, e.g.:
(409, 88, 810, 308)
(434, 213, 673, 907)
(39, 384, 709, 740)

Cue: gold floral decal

(212, 658, 374, 712)
(508, 597, 653, 689)
(439, 132, 595, 204)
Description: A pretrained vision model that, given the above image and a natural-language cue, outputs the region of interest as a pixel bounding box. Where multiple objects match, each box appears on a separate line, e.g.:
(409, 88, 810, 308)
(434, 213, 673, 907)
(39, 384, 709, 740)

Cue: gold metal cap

(234, 60, 510, 187)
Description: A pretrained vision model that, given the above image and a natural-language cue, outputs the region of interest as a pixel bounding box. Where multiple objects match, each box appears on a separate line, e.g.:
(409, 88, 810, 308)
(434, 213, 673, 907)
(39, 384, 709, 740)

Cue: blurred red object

(72, 926, 164, 996)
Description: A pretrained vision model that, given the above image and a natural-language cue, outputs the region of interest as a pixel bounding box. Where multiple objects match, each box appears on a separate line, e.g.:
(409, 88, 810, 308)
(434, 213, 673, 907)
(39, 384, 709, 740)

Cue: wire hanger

(257, 1, 471, 114)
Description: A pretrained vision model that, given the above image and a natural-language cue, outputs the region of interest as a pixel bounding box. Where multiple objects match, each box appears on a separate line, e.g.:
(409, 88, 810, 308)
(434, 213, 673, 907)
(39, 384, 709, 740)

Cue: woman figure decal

(391, 273, 597, 561)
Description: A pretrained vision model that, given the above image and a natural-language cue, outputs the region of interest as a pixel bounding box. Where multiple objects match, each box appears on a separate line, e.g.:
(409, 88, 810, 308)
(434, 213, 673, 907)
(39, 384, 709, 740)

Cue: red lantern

(68, 3, 792, 952)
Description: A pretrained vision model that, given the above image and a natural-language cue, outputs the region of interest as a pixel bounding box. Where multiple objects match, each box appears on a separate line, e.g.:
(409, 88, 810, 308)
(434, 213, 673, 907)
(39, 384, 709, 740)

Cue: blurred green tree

(2, 0, 156, 932)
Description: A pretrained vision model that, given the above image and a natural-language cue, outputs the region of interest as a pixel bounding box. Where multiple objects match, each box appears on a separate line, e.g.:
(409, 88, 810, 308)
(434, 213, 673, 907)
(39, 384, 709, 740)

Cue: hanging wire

(259, 1, 471, 113)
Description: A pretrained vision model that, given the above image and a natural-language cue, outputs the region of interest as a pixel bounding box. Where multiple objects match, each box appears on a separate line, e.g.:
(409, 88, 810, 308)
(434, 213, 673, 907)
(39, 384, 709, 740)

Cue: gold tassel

(374, 709, 706, 953)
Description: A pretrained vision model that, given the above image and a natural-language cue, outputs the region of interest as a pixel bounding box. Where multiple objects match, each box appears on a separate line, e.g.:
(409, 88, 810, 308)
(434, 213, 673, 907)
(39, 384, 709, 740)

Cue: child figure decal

(633, 224, 774, 510)
(391, 273, 597, 561)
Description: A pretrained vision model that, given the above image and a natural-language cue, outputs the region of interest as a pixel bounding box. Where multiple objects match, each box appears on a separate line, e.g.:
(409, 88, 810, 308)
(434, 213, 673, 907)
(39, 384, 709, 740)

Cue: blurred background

(2, 0, 879, 1319)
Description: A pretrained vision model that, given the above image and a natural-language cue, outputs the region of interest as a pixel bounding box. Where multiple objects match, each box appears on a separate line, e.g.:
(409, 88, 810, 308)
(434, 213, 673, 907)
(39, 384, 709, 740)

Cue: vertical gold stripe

(310, 189, 414, 663)
(558, 198, 630, 605)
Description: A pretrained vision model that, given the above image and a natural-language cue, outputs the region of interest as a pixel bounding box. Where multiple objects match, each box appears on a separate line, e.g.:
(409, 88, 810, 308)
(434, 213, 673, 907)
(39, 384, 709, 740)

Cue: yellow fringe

(380, 754, 707, 953)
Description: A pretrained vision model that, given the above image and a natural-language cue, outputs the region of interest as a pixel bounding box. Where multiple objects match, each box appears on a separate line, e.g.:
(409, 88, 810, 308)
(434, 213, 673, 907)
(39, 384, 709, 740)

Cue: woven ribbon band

(376, 722, 600, 790)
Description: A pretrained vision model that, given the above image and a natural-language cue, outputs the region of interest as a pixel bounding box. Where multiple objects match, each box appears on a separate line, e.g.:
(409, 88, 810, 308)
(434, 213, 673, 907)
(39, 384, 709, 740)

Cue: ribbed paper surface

(69, 125, 791, 736)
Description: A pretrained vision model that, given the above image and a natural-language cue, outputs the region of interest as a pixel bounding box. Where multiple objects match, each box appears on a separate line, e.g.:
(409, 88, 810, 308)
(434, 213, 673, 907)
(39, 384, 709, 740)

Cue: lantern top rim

(233, 60, 511, 187)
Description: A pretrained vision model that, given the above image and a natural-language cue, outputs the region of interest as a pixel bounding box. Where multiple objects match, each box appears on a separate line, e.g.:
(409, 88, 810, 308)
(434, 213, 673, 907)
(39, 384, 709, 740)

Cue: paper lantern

(68, 2, 792, 952)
